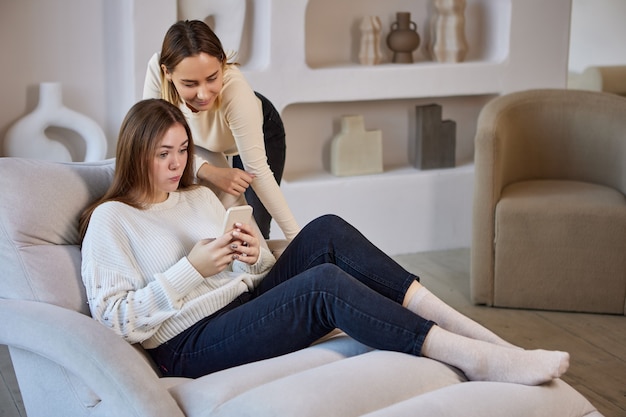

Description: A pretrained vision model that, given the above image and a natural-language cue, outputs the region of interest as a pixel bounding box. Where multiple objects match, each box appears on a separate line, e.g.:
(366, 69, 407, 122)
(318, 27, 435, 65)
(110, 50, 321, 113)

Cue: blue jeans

(147, 215, 435, 378)
(232, 91, 285, 239)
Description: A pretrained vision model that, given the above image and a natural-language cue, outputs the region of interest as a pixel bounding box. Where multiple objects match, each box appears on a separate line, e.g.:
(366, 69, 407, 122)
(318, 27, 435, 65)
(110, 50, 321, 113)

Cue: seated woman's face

(150, 123, 189, 203)
(164, 52, 224, 113)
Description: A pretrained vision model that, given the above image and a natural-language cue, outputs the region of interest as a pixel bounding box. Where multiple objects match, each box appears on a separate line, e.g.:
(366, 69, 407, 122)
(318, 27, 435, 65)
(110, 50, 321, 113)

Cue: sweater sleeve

(81, 204, 205, 344)
(232, 245, 276, 288)
(221, 67, 300, 239)
(142, 52, 162, 100)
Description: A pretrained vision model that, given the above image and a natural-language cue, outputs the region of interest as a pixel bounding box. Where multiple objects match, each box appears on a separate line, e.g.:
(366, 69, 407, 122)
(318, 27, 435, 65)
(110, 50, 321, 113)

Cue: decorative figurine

(429, 0, 469, 63)
(411, 104, 456, 169)
(359, 16, 383, 65)
(387, 12, 421, 63)
(331, 115, 383, 176)
(3, 82, 107, 162)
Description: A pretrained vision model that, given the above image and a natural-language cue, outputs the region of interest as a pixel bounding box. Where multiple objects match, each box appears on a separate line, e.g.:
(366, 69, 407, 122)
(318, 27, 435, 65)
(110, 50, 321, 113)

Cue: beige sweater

(143, 52, 300, 239)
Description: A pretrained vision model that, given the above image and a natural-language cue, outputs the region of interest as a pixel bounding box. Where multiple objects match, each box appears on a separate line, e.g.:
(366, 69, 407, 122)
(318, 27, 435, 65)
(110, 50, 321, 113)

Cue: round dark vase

(386, 12, 420, 63)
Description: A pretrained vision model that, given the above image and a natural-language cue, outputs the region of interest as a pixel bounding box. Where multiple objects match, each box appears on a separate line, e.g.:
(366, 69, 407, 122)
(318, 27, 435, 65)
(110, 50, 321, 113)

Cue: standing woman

(143, 19, 298, 240)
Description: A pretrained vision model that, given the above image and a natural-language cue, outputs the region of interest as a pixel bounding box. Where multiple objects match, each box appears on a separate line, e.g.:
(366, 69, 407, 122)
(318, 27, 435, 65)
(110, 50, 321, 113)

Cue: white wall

(0, 0, 108, 155)
(0, 0, 173, 159)
(0, 0, 621, 254)
(568, 0, 626, 73)
(1, 0, 624, 159)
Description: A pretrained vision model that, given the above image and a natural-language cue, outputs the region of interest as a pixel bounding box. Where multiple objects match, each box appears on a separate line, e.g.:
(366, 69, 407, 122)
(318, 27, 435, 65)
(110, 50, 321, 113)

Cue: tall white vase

(3, 82, 107, 162)
(429, 0, 469, 63)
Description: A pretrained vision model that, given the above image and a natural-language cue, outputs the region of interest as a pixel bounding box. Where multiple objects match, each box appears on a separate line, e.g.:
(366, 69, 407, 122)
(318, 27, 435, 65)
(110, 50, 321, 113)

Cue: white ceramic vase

(3, 82, 107, 162)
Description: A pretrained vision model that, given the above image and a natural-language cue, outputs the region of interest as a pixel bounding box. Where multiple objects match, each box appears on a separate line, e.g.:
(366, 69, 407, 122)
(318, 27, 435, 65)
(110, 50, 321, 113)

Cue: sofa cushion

(494, 179, 626, 313)
(161, 335, 605, 417)
(361, 379, 603, 417)
(170, 348, 464, 417)
(166, 332, 371, 415)
(0, 157, 114, 314)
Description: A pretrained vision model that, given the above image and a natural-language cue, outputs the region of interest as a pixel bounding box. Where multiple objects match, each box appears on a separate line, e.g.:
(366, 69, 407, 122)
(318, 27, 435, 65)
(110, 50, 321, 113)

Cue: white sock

(407, 286, 519, 348)
(422, 326, 570, 385)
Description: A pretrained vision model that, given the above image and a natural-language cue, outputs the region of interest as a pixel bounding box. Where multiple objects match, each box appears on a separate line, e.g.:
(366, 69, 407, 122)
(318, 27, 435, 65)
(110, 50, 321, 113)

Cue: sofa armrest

(0, 298, 184, 417)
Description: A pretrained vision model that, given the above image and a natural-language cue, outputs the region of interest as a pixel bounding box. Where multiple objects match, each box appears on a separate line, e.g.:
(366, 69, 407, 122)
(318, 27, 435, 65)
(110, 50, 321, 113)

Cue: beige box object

(330, 115, 383, 177)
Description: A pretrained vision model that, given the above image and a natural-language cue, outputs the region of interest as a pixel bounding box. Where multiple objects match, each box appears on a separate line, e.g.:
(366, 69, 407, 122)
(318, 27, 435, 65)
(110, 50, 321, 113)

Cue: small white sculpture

(429, 0, 469, 63)
(359, 16, 383, 65)
(3, 82, 107, 162)
(331, 115, 383, 177)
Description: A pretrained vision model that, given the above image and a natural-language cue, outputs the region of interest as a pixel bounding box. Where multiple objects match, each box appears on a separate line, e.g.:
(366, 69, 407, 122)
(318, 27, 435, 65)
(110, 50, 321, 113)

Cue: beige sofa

(471, 89, 626, 314)
(0, 156, 603, 416)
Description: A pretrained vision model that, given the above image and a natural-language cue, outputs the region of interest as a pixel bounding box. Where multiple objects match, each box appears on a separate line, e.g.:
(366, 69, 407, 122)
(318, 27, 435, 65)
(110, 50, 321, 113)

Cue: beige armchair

(471, 89, 626, 314)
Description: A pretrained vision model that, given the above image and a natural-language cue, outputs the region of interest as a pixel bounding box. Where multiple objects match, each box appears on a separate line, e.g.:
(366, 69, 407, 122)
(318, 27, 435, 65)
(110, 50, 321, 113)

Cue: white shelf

(252, 61, 507, 105)
(275, 163, 476, 255)
(239, 0, 572, 253)
(241, 0, 571, 110)
(280, 95, 493, 183)
(132, 0, 572, 254)
(282, 163, 473, 185)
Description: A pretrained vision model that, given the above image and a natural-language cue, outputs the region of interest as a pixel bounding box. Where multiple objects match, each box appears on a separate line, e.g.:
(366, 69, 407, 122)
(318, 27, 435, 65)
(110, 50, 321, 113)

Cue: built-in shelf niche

(281, 94, 495, 183)
(304, 0, 512, 69)
(128, 0, 570, 252)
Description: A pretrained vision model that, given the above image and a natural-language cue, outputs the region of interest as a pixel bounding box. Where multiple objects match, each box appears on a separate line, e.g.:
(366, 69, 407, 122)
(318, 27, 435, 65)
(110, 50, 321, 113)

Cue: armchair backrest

(0, 157, 114, 315)
(474, 88, 626, 196)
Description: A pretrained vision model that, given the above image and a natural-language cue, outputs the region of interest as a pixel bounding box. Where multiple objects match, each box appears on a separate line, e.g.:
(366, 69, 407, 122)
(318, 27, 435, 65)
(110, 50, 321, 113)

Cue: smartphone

(221, 205, 253, 234)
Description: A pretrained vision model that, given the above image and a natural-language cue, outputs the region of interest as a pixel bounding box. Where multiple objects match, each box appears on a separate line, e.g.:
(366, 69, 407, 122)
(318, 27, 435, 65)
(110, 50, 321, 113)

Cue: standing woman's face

(163, 52, 224, 113)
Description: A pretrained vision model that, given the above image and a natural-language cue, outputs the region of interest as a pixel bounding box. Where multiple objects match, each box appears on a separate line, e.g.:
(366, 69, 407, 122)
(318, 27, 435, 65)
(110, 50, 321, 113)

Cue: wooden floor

(393, 248, 626, 417)
(1, 248, 625, 417)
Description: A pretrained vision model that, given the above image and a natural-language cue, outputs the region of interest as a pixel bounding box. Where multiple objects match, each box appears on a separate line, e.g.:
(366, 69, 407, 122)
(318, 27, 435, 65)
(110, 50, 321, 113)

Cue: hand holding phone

(220, 205, 260, 265)
(221, 205, 253, 234)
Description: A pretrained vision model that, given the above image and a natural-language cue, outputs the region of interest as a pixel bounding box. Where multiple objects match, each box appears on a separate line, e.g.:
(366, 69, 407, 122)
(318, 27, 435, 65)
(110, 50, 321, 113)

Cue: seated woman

(79, 98, 569, 384)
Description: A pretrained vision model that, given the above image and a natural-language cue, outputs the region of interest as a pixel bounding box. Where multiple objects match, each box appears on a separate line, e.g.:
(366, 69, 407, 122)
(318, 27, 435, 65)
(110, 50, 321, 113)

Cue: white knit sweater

(81, 186, 276, 349)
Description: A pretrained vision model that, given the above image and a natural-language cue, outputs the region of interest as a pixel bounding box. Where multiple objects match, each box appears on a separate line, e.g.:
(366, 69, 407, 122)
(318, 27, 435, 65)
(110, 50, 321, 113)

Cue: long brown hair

(159, 19, 229, 107)
(79, 99, 197, 240)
